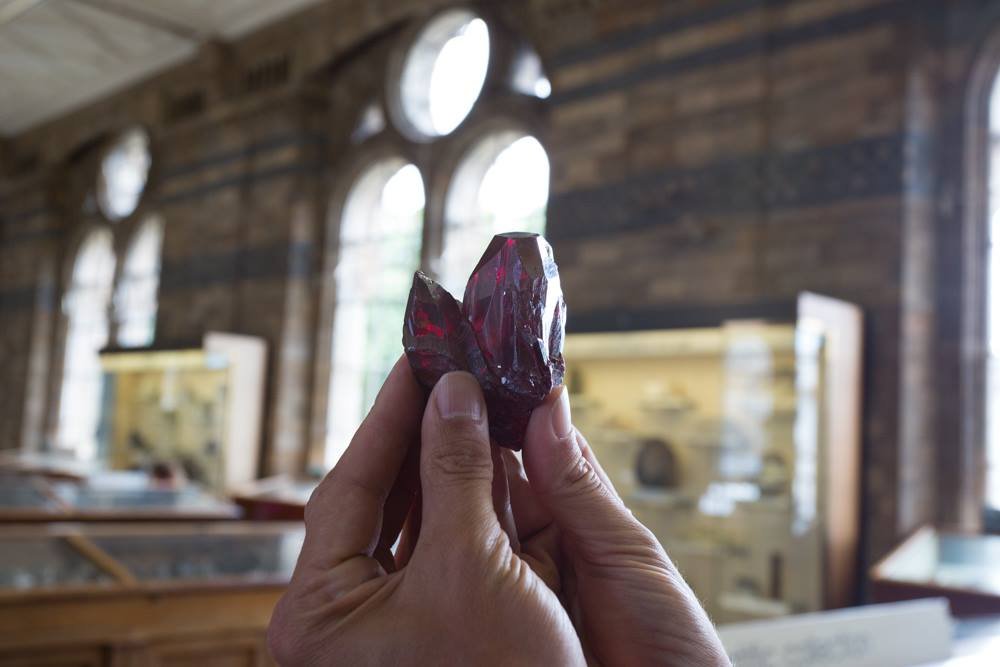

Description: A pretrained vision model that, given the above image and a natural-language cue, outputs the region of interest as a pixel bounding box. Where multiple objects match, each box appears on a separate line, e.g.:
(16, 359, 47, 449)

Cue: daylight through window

(58, 229, 116, 459)
(986, 72, 1000, 510)
(97, 128, 152, 221)
(114, 215, 163, 348)
(326, 160, 425, 467)
(322, 9, 550, 469)
(441, 132, 549, 295)
(398, 10, 490, 138)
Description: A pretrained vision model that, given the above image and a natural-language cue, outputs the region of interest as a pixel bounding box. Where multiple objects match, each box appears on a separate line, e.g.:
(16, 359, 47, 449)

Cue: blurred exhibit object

(99, 332, 267, 493)
(566, 293, 862, 621)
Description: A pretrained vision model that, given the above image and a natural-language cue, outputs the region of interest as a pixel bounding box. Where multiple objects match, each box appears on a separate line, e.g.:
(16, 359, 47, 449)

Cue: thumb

(522, 387, 652, 564)
(418, 371, 503, 552)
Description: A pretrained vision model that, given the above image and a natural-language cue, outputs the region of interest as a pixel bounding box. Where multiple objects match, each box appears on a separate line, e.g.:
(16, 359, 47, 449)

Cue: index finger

(298, 356, 425, 571)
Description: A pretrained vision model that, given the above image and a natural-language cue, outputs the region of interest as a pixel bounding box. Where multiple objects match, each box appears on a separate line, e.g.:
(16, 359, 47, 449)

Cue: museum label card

(717, 598, 952, 667)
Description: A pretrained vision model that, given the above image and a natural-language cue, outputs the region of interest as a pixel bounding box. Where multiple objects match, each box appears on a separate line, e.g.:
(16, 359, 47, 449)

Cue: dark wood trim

(566, 300, 798, 334)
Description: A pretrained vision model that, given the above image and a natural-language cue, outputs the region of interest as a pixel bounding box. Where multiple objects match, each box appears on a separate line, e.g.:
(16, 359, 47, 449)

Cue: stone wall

(1, 0, 997, 576)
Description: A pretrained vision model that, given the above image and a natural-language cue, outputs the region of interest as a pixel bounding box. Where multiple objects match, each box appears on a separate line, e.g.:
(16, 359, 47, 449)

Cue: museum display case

(0, 450, 98, 481)
(0, 470, 240, 522)
(565, 293, 862, 622)
(232, 474, 319, 521)
(98, 332, 267, 493)
(0, 522, 303, 665)
(871, 527, 1000, 617)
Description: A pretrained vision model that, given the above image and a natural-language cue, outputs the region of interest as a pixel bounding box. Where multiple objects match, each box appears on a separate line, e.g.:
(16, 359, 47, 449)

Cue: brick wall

(1, 0, 996, 572)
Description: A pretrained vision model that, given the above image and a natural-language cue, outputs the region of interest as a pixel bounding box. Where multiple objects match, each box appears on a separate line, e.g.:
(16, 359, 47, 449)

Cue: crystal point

(402, 232, 567, 449)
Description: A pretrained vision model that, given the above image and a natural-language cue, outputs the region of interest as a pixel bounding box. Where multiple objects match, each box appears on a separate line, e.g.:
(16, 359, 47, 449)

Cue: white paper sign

(718, 599, 952, 667)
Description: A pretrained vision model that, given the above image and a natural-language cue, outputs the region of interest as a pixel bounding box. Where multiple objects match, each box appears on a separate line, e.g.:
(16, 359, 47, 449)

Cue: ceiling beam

(71, 0, 202, 43)
(52, 0, 127, 62)
(0, 0, 45, 27)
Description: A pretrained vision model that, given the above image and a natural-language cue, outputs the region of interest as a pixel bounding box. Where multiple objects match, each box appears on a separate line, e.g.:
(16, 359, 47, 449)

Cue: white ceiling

(0, 0, 324, 137)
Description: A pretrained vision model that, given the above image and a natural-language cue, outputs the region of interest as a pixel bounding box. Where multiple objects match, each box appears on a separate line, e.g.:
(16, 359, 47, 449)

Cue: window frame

(433, 113, 550, 295)
(308, 8, 552, 470)
(309, 138, 425, 471)
(113, 214, 165, 348)
(53, 225, 117, 459)
(962, 30, 1000, 532)
(385, 7, 498, 143)
(49, 126, 161, 459)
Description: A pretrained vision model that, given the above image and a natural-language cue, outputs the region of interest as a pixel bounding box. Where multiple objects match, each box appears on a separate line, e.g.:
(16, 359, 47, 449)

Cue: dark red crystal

(402, 232, 567, 449)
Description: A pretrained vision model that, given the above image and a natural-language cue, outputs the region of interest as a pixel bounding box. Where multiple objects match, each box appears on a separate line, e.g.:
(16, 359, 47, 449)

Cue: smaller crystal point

(402, 233, 567, 450)
(402, 271, 477, 387)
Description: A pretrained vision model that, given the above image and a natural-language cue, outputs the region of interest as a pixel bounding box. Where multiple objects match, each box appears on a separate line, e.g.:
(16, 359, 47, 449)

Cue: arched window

(114, 215, 163, 348)
(986, 73, 1000, 511)
(441, 132, 550, 294)
(317, 8, 550, 469)
(57, 228, 116, 459)
(326, 160, 425, 466)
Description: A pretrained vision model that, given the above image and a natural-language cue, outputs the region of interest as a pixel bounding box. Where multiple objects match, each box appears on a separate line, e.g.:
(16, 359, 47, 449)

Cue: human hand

(267, 360, 585, 665)
(513, 387, 731, 666)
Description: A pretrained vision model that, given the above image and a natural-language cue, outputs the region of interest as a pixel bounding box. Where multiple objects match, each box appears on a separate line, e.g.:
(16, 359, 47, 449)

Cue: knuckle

(553, 453, 605, 499)
(427, 440, 492, 483)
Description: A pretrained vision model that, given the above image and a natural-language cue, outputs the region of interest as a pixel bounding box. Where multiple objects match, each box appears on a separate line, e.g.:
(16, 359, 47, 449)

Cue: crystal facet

(402, 232, 567, 449)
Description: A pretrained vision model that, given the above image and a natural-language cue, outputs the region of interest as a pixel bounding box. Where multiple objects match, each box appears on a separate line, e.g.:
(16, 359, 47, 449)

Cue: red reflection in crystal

(402, 232, 567, 449)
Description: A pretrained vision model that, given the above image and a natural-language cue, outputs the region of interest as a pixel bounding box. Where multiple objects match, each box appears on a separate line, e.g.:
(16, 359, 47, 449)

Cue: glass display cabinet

(232, 474, 319, 520)
(0, 534, 114, 591)
(0, 522, 303, 665)
(0, 469, 240, 521)
(871, 527, 1000, 617)
(98, 332, 267, 493)
(565, 292, 862, 622)
(0, 472, 61, 517)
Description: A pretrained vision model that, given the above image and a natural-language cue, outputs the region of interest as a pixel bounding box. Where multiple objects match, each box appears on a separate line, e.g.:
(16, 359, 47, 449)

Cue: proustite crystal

(402, 232, 567, 449)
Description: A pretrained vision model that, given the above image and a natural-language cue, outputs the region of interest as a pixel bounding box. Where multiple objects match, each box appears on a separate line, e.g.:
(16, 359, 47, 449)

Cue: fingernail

(551, 386, 573, 440)
(434, 372, 483, 421)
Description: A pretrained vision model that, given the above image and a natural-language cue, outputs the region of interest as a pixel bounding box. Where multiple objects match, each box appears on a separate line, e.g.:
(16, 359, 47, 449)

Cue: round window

(397, 9, 490, 139)
(97, 127, 151, 221)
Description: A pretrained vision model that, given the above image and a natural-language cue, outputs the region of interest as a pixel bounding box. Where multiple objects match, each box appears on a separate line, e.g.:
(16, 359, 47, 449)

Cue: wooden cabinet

(0, 523, 302, 666)
(870, 527, 1000, 617)
(231, 475, 317, 521)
